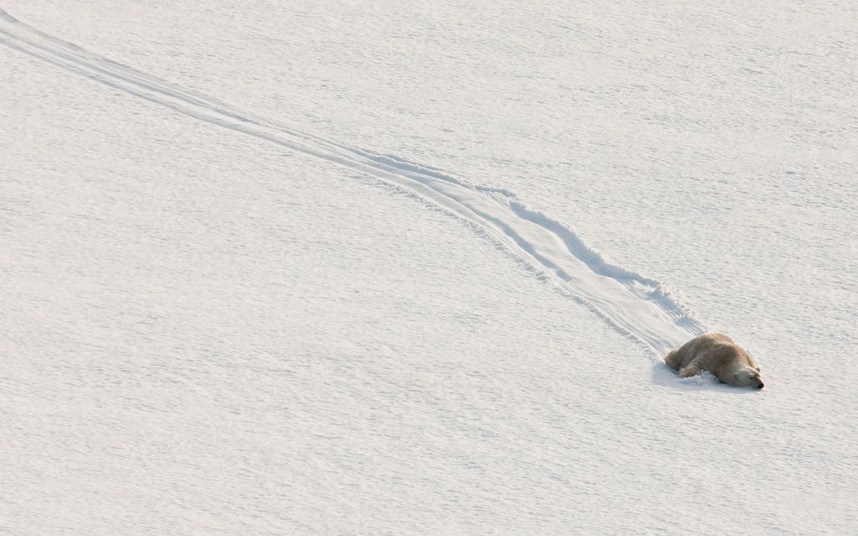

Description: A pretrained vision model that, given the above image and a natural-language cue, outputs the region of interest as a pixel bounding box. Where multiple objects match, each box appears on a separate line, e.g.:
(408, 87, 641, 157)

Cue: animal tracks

(1, 9, 704, 357)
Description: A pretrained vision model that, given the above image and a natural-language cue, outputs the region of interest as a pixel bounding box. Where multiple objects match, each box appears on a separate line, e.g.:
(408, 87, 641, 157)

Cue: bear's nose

(758, 382, 764, 389)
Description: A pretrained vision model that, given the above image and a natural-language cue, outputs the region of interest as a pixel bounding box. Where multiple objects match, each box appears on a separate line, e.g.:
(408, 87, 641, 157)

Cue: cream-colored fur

(665, 332, 764, 389)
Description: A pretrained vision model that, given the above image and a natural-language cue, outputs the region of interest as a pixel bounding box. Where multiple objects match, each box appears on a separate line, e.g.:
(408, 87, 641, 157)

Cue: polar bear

(665, 332, 764, 389)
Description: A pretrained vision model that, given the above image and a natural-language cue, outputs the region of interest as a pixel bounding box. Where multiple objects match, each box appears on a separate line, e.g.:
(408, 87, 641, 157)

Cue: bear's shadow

(651, 362, 764, 394)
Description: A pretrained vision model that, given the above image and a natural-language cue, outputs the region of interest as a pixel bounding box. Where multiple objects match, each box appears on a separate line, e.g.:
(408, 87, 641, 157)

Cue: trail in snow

(0, 9, 704, 357)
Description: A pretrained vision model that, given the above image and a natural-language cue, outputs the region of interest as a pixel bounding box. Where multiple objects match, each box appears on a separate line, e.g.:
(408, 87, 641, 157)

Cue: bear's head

(730, 367, 764, 389)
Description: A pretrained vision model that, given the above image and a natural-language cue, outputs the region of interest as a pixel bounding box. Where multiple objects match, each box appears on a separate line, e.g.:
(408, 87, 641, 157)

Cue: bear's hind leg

(664, 349, 681, 370)
(677, 363, 702, 378)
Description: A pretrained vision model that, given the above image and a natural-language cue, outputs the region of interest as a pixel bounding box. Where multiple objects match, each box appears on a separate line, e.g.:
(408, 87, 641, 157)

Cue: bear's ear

(755, 367, 761, 372)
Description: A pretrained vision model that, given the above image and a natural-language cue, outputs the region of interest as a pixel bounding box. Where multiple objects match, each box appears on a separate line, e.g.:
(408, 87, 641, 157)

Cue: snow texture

(2, 1, 856, 534)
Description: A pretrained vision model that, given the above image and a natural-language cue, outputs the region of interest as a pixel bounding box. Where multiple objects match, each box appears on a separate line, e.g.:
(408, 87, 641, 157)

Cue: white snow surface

(1, 1, 856, 534)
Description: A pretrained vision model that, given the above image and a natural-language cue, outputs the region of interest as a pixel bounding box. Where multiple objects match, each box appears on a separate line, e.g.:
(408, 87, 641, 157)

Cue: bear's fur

(665, 332, 764, 389)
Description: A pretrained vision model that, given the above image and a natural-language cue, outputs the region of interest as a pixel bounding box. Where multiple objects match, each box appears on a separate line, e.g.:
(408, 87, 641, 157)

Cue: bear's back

(665, 332, 735, 370)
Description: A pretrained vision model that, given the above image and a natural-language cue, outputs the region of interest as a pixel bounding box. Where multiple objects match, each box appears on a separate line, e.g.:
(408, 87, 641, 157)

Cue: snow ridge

(0, 9, 704, 357)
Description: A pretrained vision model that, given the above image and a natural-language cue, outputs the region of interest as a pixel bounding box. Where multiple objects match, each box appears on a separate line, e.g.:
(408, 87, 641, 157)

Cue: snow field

(2, 1, 857, 534)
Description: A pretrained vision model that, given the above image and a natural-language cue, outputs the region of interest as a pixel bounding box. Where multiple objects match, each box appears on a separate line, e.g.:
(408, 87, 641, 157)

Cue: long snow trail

(0, 9, 704, 357)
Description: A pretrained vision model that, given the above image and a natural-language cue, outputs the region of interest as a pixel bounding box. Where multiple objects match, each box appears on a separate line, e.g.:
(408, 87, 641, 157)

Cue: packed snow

(2, 1, 856, 534)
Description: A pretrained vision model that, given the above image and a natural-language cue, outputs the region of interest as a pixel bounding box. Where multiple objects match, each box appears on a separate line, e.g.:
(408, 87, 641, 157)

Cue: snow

(2, 1, 856, 534)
